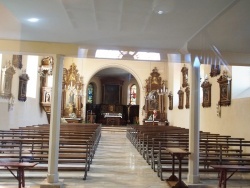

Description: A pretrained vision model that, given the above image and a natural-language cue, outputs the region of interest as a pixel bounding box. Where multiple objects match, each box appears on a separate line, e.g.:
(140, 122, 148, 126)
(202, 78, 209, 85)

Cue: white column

(187, 57, 200, 184)
(46, 55, 64, 184)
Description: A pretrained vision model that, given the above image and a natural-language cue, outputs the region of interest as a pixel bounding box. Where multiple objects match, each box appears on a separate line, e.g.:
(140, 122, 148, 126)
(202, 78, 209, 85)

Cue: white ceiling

(0, 0, 249, 54)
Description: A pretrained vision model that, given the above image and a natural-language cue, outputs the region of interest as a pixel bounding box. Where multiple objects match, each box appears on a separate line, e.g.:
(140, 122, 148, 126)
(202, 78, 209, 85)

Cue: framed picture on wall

(201, 77, 212, 108)
(185, 86, 190, 109)
(18, 73, 29, 102)
(181, 64, 188, 88)
(168, 92, 173, 110)
(210, 64, 220, 77)
(103, 84, 120, 104)
(217, 71, 231, 106)
(12, 55, 23, 69)
(178, 88, 184, 109)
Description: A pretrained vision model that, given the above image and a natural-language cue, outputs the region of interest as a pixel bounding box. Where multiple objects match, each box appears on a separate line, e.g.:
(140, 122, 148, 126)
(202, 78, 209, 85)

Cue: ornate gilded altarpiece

(40, 59, 84, 122)
(144, 67, 167, 122)
(62, 63, 83, 118)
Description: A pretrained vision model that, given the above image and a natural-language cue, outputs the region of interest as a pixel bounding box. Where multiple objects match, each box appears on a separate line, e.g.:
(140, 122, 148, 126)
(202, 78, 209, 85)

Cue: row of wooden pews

(127, 125, 250, 182)
(0, 123, 101, 180)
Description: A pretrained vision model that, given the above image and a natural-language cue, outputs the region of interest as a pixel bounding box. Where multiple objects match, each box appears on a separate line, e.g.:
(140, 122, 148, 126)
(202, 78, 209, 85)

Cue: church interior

(0, 0, 250, 187)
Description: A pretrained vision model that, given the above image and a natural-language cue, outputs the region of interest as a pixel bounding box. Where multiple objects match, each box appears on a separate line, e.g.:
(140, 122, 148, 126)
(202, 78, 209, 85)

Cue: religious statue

(68, 103, 74, 114)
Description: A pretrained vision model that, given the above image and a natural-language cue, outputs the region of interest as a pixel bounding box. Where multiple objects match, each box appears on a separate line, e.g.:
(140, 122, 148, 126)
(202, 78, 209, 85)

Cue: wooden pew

(127, 125, 250, 182)
(0, 123, 101, 180)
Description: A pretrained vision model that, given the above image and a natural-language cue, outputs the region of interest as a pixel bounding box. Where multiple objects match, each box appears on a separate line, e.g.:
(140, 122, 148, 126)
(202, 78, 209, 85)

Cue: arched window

(130, 84, 136, 105)
(87, 83, 94, 104)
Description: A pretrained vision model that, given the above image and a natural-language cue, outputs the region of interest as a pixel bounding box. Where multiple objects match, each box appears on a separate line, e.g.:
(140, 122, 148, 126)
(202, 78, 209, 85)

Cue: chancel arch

(85, 65, 143, 125)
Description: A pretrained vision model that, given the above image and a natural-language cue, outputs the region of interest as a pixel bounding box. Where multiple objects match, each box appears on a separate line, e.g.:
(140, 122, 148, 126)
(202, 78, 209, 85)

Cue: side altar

(143, 67, 168, 126)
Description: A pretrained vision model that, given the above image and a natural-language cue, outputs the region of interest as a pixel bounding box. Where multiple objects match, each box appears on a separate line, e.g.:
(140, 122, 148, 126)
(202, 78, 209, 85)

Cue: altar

(104, 113, 122, 125)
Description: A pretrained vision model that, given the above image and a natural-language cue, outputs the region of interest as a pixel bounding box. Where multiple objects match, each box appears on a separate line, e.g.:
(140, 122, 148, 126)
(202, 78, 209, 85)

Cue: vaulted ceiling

(0, 0, 250, 66)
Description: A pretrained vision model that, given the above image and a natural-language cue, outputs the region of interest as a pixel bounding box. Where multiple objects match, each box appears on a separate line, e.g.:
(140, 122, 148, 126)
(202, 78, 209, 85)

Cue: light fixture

(153, 0, 174, 15)
(27, 18, 39, 22)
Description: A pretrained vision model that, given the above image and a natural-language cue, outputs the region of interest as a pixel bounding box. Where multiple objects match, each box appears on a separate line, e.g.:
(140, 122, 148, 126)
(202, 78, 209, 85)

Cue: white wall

(0, 54, 48, 130)
(167, 62, 250, 152)
(200, 64, 250, 152)
(167, 62, 190, 129)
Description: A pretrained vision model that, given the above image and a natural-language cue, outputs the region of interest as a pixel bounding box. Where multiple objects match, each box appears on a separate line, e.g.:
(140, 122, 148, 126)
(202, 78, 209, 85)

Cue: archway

(85, 67, 141, 125)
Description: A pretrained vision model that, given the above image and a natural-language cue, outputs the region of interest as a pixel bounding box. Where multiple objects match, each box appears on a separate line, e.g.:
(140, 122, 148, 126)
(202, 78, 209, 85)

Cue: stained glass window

(87, 83, 94, 104)
(130, 84, 136, 105)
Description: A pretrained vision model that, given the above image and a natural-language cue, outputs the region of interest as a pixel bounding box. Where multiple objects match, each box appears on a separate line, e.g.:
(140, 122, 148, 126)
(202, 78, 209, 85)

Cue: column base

(187, 174, 200, 184)
(40, 179, 64, 188)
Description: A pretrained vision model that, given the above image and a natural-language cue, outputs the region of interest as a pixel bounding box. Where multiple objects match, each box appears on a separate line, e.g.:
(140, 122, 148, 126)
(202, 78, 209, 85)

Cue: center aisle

(83, 126, 169, 188)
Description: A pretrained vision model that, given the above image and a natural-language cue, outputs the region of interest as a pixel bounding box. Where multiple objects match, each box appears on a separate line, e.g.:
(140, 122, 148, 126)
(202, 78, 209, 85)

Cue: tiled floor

(0, 126, 250, 188)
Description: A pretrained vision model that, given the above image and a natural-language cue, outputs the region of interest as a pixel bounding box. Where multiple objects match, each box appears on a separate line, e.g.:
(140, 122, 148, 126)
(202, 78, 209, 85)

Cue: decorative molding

(38, 56, 53, 77)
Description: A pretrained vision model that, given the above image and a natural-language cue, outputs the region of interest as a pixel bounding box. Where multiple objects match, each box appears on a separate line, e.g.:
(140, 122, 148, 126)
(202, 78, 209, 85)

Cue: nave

(0, 126, 250, 188)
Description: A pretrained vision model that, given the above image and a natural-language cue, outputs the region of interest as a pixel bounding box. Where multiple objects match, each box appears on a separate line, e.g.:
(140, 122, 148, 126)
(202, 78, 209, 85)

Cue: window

(130, 84, 136, 105)
(87, 83, 94, 104)
(95, 49, 161, 61)
(232, 66, 250, 99)
(134, 52, 160, 61)
(26, 55, 38, 98)
(95, 50, 123, 59)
